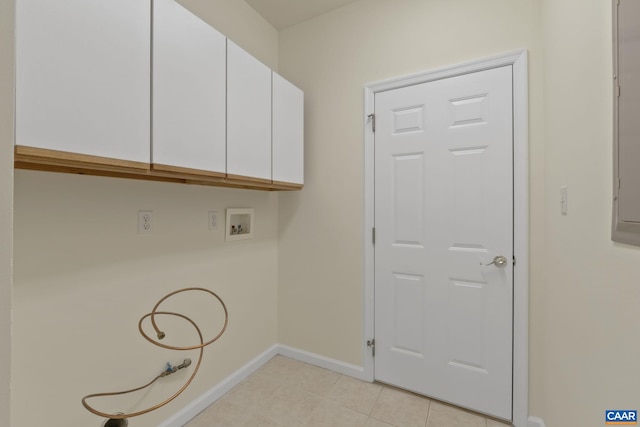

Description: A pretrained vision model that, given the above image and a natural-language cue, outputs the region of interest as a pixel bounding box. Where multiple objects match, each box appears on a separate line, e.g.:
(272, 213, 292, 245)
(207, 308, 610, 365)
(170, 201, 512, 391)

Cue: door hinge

(367, 113, 376, 132)
(372, 227, 376, 245)
(513, 256, 516, 267)
(617, 84, 621, 98)
(367, 339, 375, 357)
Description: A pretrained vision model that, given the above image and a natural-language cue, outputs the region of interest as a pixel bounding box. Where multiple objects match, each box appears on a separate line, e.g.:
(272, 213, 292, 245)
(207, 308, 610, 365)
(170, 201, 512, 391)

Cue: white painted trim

(363, 50, 529, 427)
(366, 50, 526, 93)
(512, 50, 530, 427)
(528, 416, 547, 427)
(277, 344, 367, 381)
(158, 344, 278, 427)
(363, 88, 376, 383)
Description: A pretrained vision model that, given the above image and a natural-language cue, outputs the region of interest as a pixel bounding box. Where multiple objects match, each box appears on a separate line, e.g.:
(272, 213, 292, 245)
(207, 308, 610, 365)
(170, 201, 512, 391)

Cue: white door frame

(363, 50, 529, 427)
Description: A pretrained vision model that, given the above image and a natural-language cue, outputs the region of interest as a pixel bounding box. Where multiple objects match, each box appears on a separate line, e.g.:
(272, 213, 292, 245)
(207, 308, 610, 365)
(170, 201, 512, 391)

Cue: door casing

(363, 50, 529, 427)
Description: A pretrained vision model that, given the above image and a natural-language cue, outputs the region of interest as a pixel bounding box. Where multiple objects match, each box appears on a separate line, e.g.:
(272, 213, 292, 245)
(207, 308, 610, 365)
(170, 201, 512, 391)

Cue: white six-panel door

(374, 65, 514, 420)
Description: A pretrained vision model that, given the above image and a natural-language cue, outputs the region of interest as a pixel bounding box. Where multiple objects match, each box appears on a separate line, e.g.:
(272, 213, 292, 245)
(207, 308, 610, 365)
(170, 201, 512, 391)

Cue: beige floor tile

(366, 417, 396, 426)
(184, 399, 269, 427)
(242, 413, 285, 426)
(186, 357, 504, 427)
(285, 363, 342, 397)
(304, 400, 369, 427)
(256, 355, 307, 383)
(487, 418, 512, 427)
(261, 387, 323, 426)
(221, 372, 283, 414)
(426, 401, 486, 427)
(370, 387, 430, 427)
(326, 375, 383, 415)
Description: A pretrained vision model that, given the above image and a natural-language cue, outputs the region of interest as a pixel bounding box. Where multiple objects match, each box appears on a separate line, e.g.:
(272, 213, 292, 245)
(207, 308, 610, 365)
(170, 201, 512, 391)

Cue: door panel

(392, 273, 425, 356)
(392, 153, 425, 245)
(374, 65, 513, 420)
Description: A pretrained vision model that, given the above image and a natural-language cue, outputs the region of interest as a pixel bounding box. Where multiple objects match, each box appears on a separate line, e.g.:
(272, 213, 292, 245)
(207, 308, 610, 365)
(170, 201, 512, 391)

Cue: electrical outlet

(208, 211, 218, 231)
(138, 210, 152, 234)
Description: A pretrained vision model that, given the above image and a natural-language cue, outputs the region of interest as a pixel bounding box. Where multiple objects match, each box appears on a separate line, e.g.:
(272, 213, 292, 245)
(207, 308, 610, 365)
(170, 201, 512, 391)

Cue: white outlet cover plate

(208, 211, 219, 230)
(138, 210, 152, 235)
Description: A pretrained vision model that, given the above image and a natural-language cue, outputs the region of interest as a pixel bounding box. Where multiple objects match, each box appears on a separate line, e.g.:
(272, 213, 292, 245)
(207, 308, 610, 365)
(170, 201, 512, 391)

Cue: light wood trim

(151, 163, 227, 181)
(14, 146, 303, 192)
(14, 161, 184, 184)
(225, 173, 273, 185)
(185, 180, 277, 191)
(271, 180, 304, 191)
(225, 174, 276, 190)
(15, 145, 149, 172)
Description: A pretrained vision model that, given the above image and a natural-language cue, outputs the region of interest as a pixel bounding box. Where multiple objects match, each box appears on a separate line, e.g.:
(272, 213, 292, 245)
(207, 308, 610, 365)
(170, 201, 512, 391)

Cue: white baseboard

(277, 344, 367, 381)
(158, 344, 279, 427)
(528, 416, 546, 427)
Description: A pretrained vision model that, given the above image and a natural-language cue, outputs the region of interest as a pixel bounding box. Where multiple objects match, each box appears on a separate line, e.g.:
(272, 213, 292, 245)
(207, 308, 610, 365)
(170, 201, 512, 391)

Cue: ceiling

(245, 0, 360, 30)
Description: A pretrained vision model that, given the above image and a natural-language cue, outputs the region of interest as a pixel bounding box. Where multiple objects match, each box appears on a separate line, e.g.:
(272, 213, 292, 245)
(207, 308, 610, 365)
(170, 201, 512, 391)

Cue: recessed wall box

(226, 208, 254, 241)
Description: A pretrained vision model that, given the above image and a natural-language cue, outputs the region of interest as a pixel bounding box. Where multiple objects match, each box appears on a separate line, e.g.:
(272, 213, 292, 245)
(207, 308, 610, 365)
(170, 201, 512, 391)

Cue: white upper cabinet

(14, 2, 303, 190)
(15, 0, 151, 164)
(152, 0, 226, 175)
(272, 72, 304, 185)
(226, 40, 272, 181)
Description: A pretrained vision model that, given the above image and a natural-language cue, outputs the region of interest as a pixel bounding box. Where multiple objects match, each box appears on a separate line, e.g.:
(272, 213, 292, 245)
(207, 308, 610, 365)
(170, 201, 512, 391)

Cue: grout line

(424, 394, 431, 427)
(369, 382, 383, 416)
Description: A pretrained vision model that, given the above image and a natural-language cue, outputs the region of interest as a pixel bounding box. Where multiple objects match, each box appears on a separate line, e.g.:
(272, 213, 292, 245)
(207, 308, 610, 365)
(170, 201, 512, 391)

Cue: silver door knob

(484, 255, 508, 268)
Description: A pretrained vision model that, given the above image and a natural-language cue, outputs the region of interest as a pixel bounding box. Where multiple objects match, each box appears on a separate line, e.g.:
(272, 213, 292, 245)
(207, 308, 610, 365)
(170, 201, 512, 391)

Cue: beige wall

(277, 0, 545, 370)
(11, 2, 279, 426)
(0, 0, 14, 426)
(539, 0, 640, 425)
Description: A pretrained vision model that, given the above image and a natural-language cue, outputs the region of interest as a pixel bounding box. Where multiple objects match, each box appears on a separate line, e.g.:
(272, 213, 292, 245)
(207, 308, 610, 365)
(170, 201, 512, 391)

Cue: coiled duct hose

(81, 287, 228, 421)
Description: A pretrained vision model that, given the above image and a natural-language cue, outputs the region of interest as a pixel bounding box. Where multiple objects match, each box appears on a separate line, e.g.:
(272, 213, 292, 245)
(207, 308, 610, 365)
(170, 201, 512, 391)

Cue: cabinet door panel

(152, 0, 226, 174)
(272, 72, 304, 185)
(15, 0, 150, 163)
(227, 40, 272, 181)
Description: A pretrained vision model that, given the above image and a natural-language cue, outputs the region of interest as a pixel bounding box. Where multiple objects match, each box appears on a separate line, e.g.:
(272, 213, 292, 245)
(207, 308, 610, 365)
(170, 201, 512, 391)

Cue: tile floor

(185, 355, 513, 427)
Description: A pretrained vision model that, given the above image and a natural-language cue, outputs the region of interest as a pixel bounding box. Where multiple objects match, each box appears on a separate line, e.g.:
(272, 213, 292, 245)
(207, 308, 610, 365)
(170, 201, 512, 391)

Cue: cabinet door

(272, 73, 304, 185)
(15, 0, 150, 165)
(152, 0, 226, 176)
(227, 40, 272, 181)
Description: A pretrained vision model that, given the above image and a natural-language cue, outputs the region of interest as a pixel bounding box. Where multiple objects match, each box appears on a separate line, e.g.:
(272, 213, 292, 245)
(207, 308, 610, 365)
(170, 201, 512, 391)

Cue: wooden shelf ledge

(14, 146, 303, 191)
